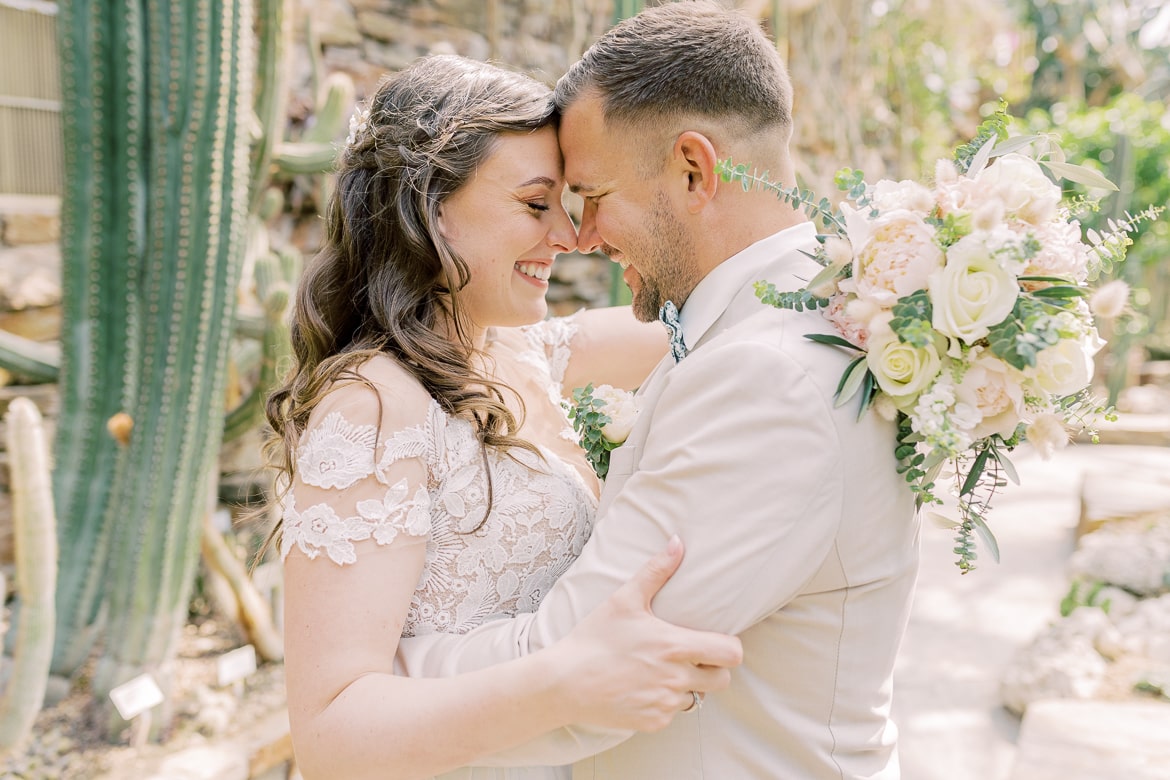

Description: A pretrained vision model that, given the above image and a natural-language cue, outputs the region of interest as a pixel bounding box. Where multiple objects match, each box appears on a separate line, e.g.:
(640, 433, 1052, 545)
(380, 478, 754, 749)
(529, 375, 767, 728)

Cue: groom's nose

(577, 200, 604, 255)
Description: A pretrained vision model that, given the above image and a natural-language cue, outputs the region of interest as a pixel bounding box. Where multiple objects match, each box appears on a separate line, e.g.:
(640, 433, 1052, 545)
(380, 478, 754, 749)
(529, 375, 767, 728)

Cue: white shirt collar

(677, 221, 818, 350)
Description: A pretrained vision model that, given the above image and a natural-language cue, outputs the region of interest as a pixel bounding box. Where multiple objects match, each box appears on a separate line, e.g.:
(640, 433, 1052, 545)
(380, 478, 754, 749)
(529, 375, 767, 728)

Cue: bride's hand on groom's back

(550, 536, 743, 733)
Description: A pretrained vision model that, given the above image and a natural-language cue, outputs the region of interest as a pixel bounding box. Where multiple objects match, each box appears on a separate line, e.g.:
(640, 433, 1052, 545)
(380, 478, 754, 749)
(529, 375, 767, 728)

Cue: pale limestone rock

(1068, 517, 1170, 597)
(1000, 607, 1110, 715)
(0, 244, 61, 310)
(1009, 699, 1170, 780)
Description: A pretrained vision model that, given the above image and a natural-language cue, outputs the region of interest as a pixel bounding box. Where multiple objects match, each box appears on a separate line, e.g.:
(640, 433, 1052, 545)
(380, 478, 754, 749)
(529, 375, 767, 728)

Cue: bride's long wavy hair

(264, 55, 555, 539)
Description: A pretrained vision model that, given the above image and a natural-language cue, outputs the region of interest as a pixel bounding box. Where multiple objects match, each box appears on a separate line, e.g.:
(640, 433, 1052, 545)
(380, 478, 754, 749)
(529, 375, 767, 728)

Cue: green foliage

(566, 385, 619, 480)
(987, 296, 1064, 370)
(754, 280, 829, 312)
(717, 159, 846, 235)
(953, 102, 1010, 173)
(1059, 580, 1113, 618)
(890, 291, 934, 348)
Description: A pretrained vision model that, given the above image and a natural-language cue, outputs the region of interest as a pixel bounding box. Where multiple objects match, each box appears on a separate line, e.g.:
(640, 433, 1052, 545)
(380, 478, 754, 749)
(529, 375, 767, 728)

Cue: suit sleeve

(395, 337, 847, 765)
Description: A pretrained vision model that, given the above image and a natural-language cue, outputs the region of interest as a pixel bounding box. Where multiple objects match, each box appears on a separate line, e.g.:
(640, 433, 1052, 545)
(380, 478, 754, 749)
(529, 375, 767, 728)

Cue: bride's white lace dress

(281, 316, 597, 780)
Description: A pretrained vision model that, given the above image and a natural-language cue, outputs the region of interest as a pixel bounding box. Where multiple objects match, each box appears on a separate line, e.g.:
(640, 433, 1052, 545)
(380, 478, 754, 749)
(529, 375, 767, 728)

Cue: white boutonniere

(566, 384, 639, 480)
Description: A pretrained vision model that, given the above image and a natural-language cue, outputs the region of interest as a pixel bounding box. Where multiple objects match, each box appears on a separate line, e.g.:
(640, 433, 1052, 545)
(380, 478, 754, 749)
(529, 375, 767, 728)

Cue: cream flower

(972, 153, 1062, 225)
(1024, 217, 1093, 282)
(870, 179, 936, 214)
(929, 233, 1020, 344)
(954, 352, 1027, 439)
(593, 384, 639, 444)
(865, 330, 944, 407)
(849, 208, 944, 306)
(1026, 412, 1070, 459)
(822, 293, 871, 349)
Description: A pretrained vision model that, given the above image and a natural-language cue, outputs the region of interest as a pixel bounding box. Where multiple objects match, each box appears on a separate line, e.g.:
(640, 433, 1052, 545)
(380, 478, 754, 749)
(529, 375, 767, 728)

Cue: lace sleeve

(520, 310, 582, 390)
(280, 362, 435, 566)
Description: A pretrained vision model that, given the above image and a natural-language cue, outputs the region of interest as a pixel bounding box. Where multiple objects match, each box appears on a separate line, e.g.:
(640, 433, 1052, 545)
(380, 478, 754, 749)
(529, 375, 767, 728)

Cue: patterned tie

(659, 300, 688, 362)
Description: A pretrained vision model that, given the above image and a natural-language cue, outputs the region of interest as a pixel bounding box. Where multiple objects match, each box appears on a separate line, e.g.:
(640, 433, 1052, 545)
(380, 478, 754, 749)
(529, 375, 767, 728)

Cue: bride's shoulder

(312, 354, 436, 430)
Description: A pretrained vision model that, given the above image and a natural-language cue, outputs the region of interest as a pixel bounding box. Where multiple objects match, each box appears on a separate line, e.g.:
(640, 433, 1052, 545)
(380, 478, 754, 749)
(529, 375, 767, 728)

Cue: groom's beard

(630, 193, 700, 323)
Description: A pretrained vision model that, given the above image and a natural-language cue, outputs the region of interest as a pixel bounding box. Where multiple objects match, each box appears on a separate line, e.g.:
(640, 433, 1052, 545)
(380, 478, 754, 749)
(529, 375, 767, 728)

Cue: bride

(265, 55, 742, 780)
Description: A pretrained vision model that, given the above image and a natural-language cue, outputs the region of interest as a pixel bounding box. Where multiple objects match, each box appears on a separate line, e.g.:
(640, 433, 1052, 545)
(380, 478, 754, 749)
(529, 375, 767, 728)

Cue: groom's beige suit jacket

(397, 223, 921, 779)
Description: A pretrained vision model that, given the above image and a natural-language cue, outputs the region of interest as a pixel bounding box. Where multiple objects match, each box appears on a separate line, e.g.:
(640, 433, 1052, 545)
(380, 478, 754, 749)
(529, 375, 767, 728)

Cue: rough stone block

(1009, 699, 1170, 780)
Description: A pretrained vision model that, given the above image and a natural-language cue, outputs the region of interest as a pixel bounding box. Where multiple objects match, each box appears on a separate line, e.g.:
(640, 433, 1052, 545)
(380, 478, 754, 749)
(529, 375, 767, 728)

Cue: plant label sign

(109, 673, 164, 721)
(217, 644, 257, 687)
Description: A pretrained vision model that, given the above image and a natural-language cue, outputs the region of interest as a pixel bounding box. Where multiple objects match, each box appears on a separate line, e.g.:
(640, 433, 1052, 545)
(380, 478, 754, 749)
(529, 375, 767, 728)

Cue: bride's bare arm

(286, 536, 740, 780)
(560, 306, 668, 392)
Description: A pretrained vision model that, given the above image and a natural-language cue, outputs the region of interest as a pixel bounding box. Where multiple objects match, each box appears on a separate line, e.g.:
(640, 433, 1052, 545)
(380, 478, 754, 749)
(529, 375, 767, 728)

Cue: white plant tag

(217, 644, 257, 687)
(109, 673, 164, 721)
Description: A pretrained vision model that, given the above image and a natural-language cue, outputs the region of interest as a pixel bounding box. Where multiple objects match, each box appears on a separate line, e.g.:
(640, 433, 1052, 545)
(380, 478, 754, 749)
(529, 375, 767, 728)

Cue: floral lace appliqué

(297, 411, 377, 489)
(280, 481, 431, 566)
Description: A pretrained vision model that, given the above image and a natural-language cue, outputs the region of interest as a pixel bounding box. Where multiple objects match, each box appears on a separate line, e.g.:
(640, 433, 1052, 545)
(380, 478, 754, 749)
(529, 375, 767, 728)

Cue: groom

(398, 3, 920, 777)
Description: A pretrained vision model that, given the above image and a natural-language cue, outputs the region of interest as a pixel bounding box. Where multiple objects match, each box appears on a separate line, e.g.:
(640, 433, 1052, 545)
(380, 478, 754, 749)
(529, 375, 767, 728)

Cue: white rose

(865, 330, 944, 407)
(972, 153, 1062, 225)
(929, 233, 1020, 344)
(1028, 337, 1100, 397)
(850, 209, 945, 306)
(593, 384, 638, 444)
(954, 353, 1027, 440)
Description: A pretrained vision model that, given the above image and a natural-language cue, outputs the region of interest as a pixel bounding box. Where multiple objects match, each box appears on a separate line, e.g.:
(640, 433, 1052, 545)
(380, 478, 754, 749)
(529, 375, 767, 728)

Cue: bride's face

(439, 126, 578, 332)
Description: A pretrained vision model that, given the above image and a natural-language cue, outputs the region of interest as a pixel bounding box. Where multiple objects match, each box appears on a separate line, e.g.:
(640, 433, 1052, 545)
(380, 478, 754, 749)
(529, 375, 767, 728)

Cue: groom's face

(559, 93, 701, 322)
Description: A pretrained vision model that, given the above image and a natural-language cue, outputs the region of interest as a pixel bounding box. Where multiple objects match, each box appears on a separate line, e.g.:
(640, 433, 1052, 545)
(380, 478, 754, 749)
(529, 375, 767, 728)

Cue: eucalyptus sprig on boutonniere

(717, 104, 1163, 573)
(566, 384, 639, 480)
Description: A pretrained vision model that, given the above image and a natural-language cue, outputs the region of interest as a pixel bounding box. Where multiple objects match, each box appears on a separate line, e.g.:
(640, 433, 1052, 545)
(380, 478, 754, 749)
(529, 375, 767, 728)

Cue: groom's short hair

(554, 0, 793, 137)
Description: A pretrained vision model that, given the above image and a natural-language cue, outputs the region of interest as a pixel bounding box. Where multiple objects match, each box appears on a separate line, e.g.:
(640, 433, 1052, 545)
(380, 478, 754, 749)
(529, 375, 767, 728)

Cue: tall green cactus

(0, 398, 58, 755)
(53, 0, 253, 731)
(50, 0, 148, 677)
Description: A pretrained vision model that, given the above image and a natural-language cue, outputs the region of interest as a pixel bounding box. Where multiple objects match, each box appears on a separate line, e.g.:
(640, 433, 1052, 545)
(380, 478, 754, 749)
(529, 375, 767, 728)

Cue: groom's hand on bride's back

(552, 536, 743, 733)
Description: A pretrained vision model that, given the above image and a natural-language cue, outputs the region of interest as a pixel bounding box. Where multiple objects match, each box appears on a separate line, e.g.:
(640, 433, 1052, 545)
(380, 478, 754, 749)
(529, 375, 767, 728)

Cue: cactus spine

(0, 398, 58, 754)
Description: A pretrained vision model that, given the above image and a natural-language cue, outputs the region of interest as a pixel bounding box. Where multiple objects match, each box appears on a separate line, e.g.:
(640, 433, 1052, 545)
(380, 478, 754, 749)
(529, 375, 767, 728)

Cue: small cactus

(0, 398, 58, 755)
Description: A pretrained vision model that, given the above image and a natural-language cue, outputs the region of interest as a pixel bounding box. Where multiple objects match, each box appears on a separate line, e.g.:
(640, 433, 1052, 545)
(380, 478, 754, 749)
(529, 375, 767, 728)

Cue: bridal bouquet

(719, 108, 1162, 572)
(566, 384, 639, 479)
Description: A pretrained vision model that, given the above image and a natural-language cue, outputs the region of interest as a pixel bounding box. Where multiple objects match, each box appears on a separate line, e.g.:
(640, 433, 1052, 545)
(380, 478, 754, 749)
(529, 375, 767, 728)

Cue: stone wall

(286, 0, 619, 314)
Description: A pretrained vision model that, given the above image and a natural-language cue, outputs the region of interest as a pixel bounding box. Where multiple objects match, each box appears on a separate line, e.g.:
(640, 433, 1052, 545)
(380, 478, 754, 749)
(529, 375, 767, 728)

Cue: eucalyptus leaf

(968, 136, 997, 177)
(805, 333, 863, 351)
(1018, 275, 1075, 283)
(1041, 160, 1120, 191)
(960, 449, 991, 496)
(835, 357, 870, 408)
(970, 514, 1002, 564)
(1031, 286, 1088, 299)
(992, 444, 1020, 485)
(806, 262, 845, 294)
(990, 135, 1041, 157)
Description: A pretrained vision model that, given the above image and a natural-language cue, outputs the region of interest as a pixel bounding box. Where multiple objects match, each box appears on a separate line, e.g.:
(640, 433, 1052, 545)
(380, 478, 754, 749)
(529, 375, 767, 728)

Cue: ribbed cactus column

(53, 0, 253, 732)
(92, 0, 253, 727)
(0, 398, 58, 754)
(51, 0, 148, 676)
